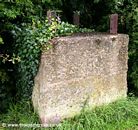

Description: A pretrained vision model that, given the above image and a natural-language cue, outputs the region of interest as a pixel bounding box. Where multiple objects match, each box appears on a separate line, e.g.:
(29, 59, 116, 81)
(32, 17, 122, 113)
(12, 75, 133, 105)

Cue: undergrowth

(0, 97, 138, 130)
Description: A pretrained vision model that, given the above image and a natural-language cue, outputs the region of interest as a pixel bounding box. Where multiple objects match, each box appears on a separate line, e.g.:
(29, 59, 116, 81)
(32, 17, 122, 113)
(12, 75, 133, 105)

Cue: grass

(0, 96, 138, 130)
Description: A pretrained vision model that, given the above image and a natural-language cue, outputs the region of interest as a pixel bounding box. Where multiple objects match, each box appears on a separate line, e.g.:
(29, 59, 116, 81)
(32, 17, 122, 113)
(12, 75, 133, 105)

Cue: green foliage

(0, 0, 38, 112)
(0, 68, 10, 113)
(0, 69, 9, 83)
(0, 67, 14, 113)
(128, 6, 138, 95)
(0, 36, 4, 44)
(0, 54, 20, 64)
(41, 0, 62, 10)
(0, 0, 41, 20)
(0, 100, 39, 126)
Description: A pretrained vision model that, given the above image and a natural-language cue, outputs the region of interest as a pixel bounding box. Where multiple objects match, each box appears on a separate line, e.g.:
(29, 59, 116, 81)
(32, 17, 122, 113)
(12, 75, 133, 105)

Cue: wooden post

(47, 10, 57, 23)
(110, 14, 118, 34)
(73, 11, 80, 26)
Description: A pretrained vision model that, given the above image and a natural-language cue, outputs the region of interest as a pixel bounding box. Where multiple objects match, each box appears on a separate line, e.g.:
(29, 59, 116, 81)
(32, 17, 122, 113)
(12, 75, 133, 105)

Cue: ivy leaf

(0, 37, 4, 44)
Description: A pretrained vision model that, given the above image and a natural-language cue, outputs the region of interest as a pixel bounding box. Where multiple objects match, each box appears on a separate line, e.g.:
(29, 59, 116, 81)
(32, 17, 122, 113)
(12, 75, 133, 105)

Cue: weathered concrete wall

(32, 33, 129, 125)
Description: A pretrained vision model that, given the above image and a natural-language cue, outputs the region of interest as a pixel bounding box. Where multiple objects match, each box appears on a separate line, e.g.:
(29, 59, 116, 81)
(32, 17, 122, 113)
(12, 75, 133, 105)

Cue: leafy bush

(128, 6, 138, 96)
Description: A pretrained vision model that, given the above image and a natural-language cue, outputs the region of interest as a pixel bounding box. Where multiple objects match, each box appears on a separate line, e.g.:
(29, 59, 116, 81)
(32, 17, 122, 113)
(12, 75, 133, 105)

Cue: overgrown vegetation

(0, 100, 39, 130)
(0, 97, 138, 130)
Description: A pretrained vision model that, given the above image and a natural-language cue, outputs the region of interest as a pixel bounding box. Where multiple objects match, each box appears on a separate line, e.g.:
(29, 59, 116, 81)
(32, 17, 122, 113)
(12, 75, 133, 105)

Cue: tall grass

(0, 97, 138, 130)
(0, 100, 39, 130)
